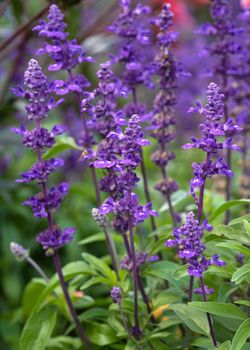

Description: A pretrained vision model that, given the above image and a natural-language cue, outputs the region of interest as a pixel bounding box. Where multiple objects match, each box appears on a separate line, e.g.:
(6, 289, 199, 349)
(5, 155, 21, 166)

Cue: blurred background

(0, 0, 246, 349)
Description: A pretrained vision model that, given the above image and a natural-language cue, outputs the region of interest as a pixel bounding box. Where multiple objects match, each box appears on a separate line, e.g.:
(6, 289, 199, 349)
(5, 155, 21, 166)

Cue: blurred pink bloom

(241, 0, 250, 8)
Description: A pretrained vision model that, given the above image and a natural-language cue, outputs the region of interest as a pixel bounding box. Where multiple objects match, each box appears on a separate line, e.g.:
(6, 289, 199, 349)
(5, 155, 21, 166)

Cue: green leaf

(171, 264, 188, 280)
(170, 304, 210, 335)
(47, 336, 81, 349)
(231, 319, 250, 350)
(211, 225, 250, 245)
(231, 264, 250, 285)
(20, 306, 57, 350)
(81, 253, 117, 284)
(229, 215, 250, 226)
(189, 302, 247, 320)
(209, 200, 250, 222)
(218, 341, 231, 350)
(80, 276, 108, 290)
(22, 279, 46, 317)
(216, 241, 250, 257)
(78, 232, 105, 245)
(243, 220, 250, 237)
(44, 136, 82, 159)
(80, 308, 109, 321)
(143, 261, 186, 290)
(234, 300, 250, 307)
(36, 261, 95, 307)
(84, 322, 117, 346)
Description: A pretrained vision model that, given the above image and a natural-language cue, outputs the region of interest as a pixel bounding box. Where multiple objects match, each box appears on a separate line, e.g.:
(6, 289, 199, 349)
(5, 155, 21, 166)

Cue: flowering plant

(1, 1, 250, 350)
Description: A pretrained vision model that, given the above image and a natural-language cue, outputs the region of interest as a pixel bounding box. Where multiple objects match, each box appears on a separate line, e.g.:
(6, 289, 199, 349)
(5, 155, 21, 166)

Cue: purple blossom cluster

(108, 0, 154, 118)
(183, 82, 240, 201)
(33, 4, 92, 95)
(12, 59, 74, 252)
(95, 114, 157, 233)
(150, 4, 183, 224)
(81, 62, 127, 138)
(166, 211, 225, 292)
(197, 0, 243, 80)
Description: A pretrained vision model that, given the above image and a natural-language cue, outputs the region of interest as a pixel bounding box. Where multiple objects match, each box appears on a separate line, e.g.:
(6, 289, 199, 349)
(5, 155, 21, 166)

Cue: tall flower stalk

(12, 59, 92, 350)
(108, 0, 157, 233)
(33, 4, 120, 273)
(150, 3, 185, 228)
(166, 82, 240, 346)
(198, 0, 243, 222)
(93, 113, 158, 337)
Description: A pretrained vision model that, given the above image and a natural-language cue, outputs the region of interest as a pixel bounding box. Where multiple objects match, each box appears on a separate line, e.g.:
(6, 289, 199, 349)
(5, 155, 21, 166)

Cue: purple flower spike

(33, 4, 91, 94)
(184, 83, 240, 202)
(166, 212, 224, 286)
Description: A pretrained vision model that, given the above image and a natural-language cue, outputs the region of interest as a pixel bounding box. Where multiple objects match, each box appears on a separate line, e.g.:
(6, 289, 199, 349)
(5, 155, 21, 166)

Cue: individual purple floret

(111, 286, 122, 304)
(183, 82, 240, 203)
(37, 226, 75, 252)
(165, 211, 225, 279)
(33, 4, 92, 94)
(194, 286, 215, 295)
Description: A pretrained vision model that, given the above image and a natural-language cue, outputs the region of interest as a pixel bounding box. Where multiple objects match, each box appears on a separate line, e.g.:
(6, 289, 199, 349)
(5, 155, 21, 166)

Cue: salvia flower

(37, 226, 75, 252)
(183, 82, 240, 201)
(33, 4, 92, 95)
(150, 4, 187, 225)
(197, 0, 243, 80)
(13, 59, 74, 251)
(108, 0, 154, 117)
(95, 114, 157, 233)
(111, 286, 122, 304)
(81, 62, 127, 138)
(165, 211, 225, 287)
(10, 242, 28, 259)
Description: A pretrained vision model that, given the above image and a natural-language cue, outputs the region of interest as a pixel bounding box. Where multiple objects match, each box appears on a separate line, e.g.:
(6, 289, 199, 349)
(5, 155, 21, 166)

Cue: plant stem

(0, 4, 50, 54)
(132, 88, 157, 236)
(35, 123, 92, 348)
(128, 214, 140, 339)
(188, 276, 194, 302)
(104, 226, 120, 281)
(26, 256, 50, 284)
(222, 71, 231, 224)
(188, 153, 210, 301)
(68, 74, 119, 277)
(199, 277, 218, 347)
(53, 251, 93, 350)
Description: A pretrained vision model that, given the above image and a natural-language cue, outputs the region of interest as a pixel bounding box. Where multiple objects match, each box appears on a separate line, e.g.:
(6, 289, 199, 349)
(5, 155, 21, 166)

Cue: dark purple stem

(128, 214, 140, 339)
(199, 277, 218, 347)
(35, 122, 91, 348)
(189, 153, 210, 301)
(53, 251, 93, 350)
(67, 71, 120, 277)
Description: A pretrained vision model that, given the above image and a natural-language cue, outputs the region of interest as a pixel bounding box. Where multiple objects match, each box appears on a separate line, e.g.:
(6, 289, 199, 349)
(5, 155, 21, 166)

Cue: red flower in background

(151, 0, 209, 28)
(151, 0, 194, 27)
(241, 0, 250, 8)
